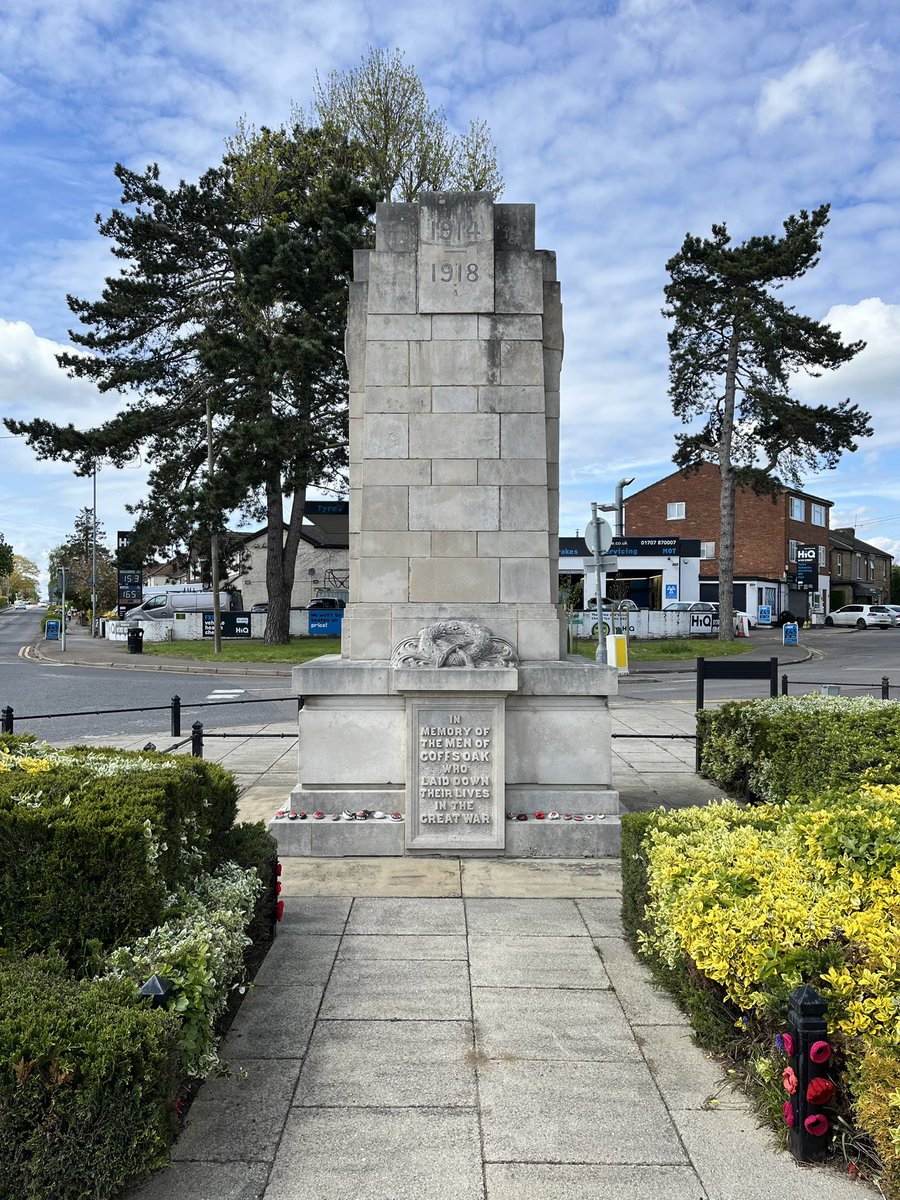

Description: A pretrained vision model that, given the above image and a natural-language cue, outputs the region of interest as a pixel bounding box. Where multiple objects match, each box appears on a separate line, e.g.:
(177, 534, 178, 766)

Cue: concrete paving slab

(593, 937, 689, 1026)
(473, 986, 641, 1061)
(220, 983, 322, 1059)
(265, 1106, 484, 1200)
(465, 897, 589, 936)
(171, 1058, 301, 1163)
(277, 897, 351, 934)
(346, 896, 467, 935)
(127, 1162, 269, 1200)
(338, 933, 469, 960)
(320, 959, 471, 1020)
(637, 1024, 745, 1110)
(295, 1019, 476, 1107)
(279, 856, 462, 896)
(252, 934, 339, 986)
(485, 1163, 708, 1200)
(468, 934, 610, 989)
(675, 1107, 861, 1199)
(479, 1058, 687, 1164)
(461, 857, 620, 897)
(575, 898, 624, 938)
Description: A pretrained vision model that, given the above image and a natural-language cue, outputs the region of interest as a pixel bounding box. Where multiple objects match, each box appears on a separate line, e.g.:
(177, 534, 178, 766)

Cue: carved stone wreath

(391, 619, 518, 669)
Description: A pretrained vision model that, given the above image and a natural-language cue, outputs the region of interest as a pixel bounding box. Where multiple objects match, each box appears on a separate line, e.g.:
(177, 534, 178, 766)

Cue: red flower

(782, 1066, 798, 1094)
(807, 1077, 835, 1105)
(804, 1113, 829, 1137)
(776, 1032, 795, 1056)
(810, 1040, 832, 1064)
(276, 861, 282, 876)
(783, 1100, 795, 1128)
(276, 899, 285, 922)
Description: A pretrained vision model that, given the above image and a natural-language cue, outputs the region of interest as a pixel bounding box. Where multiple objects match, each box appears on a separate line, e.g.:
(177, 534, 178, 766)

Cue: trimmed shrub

(620, 811, 655, 944)
(0, 955, 181, 1200)
(104, 863, 262, 1076)
(0, 746, 239, 970)
(697, 695, 900, 803)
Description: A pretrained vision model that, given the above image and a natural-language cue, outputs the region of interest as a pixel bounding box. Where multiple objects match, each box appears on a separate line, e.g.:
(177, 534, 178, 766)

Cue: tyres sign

(796, 545, 818, 589)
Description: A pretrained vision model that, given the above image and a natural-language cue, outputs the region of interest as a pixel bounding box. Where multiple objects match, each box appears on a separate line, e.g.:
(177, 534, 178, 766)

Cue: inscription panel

(406, 699, 505, 850)
(418, 193, 494, 314)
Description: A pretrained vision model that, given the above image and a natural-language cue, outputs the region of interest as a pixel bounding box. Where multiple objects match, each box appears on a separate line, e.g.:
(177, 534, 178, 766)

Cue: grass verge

(142, 637, 342, 664)
(572, 637, 753, 661)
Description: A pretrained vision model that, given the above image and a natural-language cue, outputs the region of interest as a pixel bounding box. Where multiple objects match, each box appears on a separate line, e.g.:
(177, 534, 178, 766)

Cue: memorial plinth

(277, 193, 620, 858)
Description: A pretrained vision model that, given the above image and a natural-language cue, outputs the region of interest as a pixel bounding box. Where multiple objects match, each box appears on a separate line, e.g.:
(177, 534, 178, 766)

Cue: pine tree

(663, 205, 871, 639)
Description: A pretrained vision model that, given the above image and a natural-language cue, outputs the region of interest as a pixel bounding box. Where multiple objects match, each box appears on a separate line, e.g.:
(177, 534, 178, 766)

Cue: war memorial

(274, 192, 620, 858)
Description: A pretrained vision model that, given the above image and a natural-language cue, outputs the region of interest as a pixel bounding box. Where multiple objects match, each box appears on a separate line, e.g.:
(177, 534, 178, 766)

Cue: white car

(709, 602, 757, 629)
(824, 604, 897, 629)
(662, 601, 717, 613)
(14, 599, 27, 610)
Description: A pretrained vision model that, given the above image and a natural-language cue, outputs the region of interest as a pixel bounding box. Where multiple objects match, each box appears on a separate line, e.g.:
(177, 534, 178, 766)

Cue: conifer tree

(663, 205, 871, 638)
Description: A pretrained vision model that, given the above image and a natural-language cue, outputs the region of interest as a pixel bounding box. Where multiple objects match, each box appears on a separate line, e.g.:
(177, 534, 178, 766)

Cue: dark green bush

(697, 696, 900, 803)
(213, 821, 279, 968)
(620, 811, 657, 945)
(0, 955, 180, 1200)
(0, 751, 239, 970)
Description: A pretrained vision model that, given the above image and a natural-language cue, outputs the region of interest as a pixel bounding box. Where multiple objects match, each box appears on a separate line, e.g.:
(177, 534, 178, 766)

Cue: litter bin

(126, 626, 144, 654)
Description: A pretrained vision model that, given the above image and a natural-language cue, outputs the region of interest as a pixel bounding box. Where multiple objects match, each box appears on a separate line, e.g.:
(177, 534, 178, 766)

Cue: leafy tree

(5, 124, 374, 643)
(0, 534, 14, 593)
(313, 47, 503, 201)
(663, 205, 871, 639)
(892, 564, 900, 606)
(8, 554, 39, 601)
(48, 508, 118, 612)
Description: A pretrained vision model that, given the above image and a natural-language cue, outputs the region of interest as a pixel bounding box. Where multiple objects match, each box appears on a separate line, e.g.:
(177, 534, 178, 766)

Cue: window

(789, 539, 799, 562)
(836, 552, 843, 575)
(700, 541, 716, 559)
(818, 545, 826, 566)
(811, 503, 826, 526)
(789, 497, 805, 521)
(666, 501, 685, 520)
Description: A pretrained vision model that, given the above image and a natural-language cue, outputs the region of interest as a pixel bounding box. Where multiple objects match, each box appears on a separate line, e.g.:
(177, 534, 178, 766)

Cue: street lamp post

(91, 463, 98, 637)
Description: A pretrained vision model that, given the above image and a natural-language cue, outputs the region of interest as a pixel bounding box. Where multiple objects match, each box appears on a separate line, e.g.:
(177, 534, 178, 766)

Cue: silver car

(824, 604, 897, 629)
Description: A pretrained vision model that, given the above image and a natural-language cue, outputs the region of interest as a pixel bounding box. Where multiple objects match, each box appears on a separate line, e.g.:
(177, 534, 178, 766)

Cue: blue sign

(758, 605, 772, 626)
(783, 622, 799, 646)
(665, 584, 678, 600)
(45, 619, 60, 641)
(309, 611, 343, 636)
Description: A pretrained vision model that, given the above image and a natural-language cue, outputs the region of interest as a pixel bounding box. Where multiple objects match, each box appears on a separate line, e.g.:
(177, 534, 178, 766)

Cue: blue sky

(2, 0, 900, 593)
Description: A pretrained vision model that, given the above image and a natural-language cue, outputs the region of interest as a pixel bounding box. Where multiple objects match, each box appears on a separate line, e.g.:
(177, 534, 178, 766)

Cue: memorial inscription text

(418, 712, 492, 826)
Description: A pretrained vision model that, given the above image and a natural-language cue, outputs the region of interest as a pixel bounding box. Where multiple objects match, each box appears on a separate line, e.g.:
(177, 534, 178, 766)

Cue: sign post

(57, 568, 67, 653)
(586, 508, 613, 665)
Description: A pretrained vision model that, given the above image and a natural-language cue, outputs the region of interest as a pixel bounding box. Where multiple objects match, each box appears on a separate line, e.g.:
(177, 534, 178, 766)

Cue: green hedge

(0, 749, 238, 970)
(0, 955, 181, 1200)
(697, 695, 900, 803)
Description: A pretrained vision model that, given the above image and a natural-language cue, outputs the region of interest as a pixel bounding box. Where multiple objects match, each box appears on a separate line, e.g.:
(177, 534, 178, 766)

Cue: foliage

(313, 47, 503, 201)
(630, 790, 900, 1194)
(0, 954, 181, 1200)
(104, 863, 262, 1076)
(0, 744, 238, 969)
(696, 695, 900, 802)
(5, 127, 374, 644)
(892, 564, 900, 606)
(47, 506, 118, 610)
(142, 635, 341, 662)
(6, 553, 39, 601)
(0, 533, 13, 582)
(663, 205, 869, 639)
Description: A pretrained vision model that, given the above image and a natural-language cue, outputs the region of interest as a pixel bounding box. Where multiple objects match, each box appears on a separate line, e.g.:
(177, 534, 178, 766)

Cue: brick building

(623, 463, 833, 620)
(829, 528, 893, 606)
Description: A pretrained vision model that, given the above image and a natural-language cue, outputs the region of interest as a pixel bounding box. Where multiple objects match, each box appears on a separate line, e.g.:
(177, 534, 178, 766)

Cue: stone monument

(276, 192, 620, 857)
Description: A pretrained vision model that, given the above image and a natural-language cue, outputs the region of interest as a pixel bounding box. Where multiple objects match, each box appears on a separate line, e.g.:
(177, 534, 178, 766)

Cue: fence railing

(780, 675, 893, 699)
(0, 693, 300, 739)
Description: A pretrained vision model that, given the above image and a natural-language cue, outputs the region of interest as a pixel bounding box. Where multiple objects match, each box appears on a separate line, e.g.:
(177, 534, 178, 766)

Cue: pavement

(33, 630, 869, 1200)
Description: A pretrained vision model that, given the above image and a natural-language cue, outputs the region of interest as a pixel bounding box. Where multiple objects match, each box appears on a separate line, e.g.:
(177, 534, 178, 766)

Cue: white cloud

(757, 44, 873, 134)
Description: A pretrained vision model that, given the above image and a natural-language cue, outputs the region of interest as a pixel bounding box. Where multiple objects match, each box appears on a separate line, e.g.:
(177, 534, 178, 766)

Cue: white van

(126, 591, 238, 621)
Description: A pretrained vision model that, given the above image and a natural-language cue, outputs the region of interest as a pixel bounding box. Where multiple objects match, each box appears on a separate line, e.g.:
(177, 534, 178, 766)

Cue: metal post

(768, 656, 779, 698)
(1, 706, 13, 735)
(786, 984, 832, 1162)
(60, 567, 66, 653)
(206, 395, 221, 656)
(781, 673, 788, 696)
(695, 658, 705, 772)
(171, 695, 181, 738)
(882, 676, 890, 701)
(191, 721, 204, 758)
(91, 463, 98, 638)
(592, 501, 607, 665)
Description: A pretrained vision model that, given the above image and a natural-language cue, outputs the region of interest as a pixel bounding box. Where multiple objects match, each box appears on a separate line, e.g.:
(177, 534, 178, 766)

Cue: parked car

(708, 602, 757, 629)
(824, 604, 898, 629)
(586, 597, 639, 611)
(303, 597, 346, 611)
(662, 601, 717, 613)
(250, 602, 268, 614)
(885, 604, 900, 622)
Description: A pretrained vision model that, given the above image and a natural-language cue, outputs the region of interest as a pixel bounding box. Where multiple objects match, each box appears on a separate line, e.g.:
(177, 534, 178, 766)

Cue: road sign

(584, 516, 612, 555)
(665, 583, 678, 600)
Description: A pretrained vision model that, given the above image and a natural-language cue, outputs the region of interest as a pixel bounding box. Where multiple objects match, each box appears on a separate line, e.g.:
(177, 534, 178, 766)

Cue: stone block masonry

(343, 192, 562, 663)
(288, 193, 620, 859)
